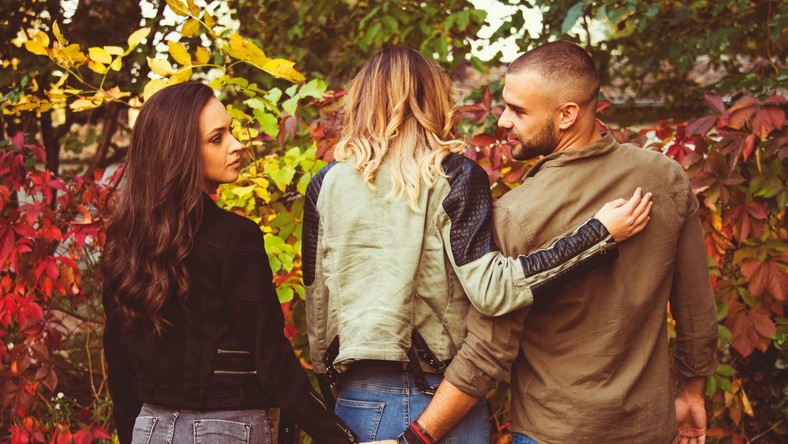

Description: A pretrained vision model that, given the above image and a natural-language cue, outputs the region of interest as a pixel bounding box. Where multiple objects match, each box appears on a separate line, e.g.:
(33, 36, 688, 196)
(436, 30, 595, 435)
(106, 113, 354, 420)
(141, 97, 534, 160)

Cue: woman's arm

(440, 156, 650, 316)
(222, 218, 357, 444)
(101, 291, 142, 444)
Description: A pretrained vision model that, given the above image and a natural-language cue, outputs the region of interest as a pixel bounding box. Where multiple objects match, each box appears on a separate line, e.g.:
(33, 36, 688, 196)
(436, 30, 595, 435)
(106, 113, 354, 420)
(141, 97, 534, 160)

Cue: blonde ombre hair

(333, 47, 466, 210)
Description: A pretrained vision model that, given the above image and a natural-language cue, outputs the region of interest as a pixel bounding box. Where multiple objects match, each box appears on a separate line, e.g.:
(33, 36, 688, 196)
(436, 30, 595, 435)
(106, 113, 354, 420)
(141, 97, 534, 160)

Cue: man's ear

(556, 102, 580, 130)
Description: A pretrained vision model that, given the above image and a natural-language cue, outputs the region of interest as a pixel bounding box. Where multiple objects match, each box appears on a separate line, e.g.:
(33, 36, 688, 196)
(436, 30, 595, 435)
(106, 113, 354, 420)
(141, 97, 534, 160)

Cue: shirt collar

(524, 133, 620, 179)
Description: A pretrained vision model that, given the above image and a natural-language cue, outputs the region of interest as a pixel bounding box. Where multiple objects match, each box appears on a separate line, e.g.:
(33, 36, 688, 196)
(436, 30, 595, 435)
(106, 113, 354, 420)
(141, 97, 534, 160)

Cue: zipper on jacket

(213, 369, 257, 375)
(216, 349, 251, 355)
(519, 233, 615, 286)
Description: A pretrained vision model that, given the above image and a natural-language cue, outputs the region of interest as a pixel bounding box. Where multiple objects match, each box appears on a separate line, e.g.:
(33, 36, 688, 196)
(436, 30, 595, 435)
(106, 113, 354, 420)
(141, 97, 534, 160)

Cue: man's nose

(498, 110, 512, 129)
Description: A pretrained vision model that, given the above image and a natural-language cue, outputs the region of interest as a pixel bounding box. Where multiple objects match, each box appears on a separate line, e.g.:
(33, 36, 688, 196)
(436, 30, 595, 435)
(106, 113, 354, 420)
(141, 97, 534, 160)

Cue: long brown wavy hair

(333, 47, 466, 211)
(102, 82, 215, 334)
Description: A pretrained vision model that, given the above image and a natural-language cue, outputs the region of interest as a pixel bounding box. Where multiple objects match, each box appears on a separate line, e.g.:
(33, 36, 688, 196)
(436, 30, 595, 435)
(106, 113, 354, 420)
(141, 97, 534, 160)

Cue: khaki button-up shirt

(446, 134, 718, 443)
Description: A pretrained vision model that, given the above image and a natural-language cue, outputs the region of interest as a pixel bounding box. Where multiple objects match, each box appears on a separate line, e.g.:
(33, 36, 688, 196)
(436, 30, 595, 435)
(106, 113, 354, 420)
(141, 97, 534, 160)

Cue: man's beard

(511, 118, 559, 161)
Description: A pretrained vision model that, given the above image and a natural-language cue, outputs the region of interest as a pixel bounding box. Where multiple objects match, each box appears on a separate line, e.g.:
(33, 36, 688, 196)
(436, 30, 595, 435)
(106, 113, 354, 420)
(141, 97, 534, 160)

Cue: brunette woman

(102, 82, 357, 444)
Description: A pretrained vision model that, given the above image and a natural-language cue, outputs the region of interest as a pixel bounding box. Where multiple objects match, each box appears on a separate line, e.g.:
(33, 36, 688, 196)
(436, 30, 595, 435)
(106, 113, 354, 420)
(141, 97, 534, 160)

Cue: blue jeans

(131, 403, 272, 444)
(512, 433, 539, 444)
(335, 362, 489, 443)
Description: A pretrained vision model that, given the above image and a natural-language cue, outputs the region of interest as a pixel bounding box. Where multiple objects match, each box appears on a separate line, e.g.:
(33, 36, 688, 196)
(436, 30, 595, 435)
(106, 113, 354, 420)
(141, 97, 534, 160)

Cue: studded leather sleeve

(441, 154, 618, 316)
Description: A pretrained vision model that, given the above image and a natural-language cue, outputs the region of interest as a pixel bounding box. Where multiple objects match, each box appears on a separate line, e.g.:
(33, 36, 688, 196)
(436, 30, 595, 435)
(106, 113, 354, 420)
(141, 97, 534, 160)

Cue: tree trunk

(40, 111, 60, 175)
(86, 102, 122, 178)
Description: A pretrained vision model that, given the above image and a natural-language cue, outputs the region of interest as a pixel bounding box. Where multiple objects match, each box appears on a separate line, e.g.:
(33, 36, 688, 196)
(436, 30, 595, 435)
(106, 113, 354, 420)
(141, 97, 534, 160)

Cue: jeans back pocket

(131, 416, 157, 444)
(193, 419, 251, 444)
(335, 398, 385, 441)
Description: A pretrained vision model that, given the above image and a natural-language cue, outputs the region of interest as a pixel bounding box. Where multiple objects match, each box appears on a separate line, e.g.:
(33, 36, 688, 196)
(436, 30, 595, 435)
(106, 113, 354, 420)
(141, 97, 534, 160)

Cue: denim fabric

(512, 433, 539, 444)
(335, 363, 489, 443)
(131, 403, 271, 444)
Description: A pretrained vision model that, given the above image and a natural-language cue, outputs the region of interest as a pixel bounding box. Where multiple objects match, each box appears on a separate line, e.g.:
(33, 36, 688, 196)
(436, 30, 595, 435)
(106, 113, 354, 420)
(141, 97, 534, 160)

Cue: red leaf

(55, 426, 72, 444)
(11, 132, 24, 148)
(741, 259, 788, 300)
(750, 310, 777, 338)
(72, 429, 92, 444)
(0, 226, 15, 268)
(764, 95, 788, 105)
(686, 115, 717, 136)
(704, 92, 726, 114)
(470, 134, 496, 147)
(751, 106, 785, 140)
(91, 427, 112, 440)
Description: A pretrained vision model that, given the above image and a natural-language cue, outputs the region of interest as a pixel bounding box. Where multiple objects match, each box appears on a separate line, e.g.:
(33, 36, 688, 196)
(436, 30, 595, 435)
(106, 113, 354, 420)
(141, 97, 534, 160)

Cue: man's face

(498, 70, 560, 160)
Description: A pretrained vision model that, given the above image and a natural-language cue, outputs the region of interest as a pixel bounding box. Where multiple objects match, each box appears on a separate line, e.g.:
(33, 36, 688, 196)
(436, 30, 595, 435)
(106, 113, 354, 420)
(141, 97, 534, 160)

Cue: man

(393, 41, 718, 444)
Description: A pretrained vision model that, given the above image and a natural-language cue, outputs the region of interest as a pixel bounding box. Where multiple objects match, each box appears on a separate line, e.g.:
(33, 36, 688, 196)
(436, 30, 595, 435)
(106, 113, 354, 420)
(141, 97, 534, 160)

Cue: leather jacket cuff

(518, 218, 619, 297)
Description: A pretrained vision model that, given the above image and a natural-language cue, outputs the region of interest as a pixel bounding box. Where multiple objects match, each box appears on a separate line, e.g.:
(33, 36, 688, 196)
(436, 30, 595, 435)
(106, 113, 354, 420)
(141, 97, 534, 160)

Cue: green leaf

(716, 364, 737, 376)
(265, 88, 282, 105)
(297, 173, 311, 195)
(272, 168, 296, 191)
(277, 285, 294, 303)
(562, 2, 585, 34)
(282, 96, 299, 116)
(253, 109, 279, 138)
(300, 79, 327, 100)
(719, 376, 733, 393)
(706, 374, 717, 397)
(231, 185, 255, 197)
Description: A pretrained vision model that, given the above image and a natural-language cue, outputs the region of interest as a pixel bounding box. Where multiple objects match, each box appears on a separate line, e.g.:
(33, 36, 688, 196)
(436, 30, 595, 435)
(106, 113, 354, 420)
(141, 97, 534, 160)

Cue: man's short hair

(508, 41, 600, 108)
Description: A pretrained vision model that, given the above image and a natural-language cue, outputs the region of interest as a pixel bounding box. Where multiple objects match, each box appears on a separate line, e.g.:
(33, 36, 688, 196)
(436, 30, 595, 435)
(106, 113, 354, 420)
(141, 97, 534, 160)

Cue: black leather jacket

(103, 195, 355, 444)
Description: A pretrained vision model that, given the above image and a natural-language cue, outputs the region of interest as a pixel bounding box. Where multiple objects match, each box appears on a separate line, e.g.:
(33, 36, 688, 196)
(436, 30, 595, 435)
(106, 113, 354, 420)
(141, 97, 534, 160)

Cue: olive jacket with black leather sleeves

(102, 195, 356, 444)
(303, 154, 618, 375)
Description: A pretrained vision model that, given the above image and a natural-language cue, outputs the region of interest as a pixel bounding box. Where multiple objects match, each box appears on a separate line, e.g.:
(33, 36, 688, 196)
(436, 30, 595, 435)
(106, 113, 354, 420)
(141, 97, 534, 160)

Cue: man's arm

(675, 376, 708, 444)
(669, 187, 718, 444)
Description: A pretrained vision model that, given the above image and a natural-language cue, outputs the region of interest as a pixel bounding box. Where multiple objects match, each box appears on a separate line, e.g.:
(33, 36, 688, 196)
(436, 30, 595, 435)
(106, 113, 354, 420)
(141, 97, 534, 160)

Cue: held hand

(594, 187, 652, 242)
(675, 395, 707, 444)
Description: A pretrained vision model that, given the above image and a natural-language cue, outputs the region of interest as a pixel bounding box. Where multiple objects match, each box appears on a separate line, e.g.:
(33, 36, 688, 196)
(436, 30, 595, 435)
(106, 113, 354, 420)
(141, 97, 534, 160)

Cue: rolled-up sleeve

(670, 189, 718, 377)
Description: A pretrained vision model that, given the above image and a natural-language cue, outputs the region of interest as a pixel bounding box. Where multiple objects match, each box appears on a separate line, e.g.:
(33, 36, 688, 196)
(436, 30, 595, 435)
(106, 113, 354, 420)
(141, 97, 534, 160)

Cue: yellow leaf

(165, 0, 190, 16)
(203, 11, 215, 29)
(195, 46, 210, 64)
(103, 86, 131, 101)
(169, 67, 193, 84)
(70, 97, 102, 112)
(24, 40, 48, 56)
(262, 58, 305, 83)
(143, 78, 168, 101)
(168, 41, 191, 66)
(186, 0, 200, 16)
(104, 46, 124, 56)
(740, 388, 754, 416)
(55, 44, 87, 68)
(87, 60, 108, 74)
(147, 57, 174, 76)
(181, 18, 200, 37)
(226, 33, 268, 67)
(110, 56, 122, 72)
(88, 47, 112, 64)
(127, 27, 151, 53)
(53, 22, 67, 45)
(34, 30, 50, 48)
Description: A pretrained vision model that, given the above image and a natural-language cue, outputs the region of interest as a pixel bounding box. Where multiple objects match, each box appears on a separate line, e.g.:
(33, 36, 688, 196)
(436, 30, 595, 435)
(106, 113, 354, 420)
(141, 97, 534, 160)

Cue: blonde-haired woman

(303, 47, 650, 443)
